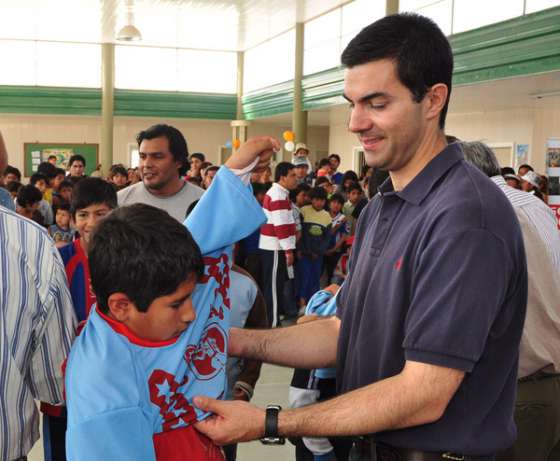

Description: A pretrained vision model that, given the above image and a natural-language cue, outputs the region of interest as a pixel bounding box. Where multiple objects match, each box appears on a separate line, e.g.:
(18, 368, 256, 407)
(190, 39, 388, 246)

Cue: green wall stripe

(242, 80, 294, 120)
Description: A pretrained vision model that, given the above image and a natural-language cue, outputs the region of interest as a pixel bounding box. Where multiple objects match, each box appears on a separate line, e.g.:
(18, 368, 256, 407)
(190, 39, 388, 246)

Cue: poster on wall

(546, 138, 560, 230)
(23, 143, 98, 177)
(515, 144, 529, 169)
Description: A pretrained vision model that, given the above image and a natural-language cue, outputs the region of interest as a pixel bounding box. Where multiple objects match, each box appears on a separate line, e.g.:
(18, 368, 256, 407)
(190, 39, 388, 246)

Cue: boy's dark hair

(68, 154, 86, 168)
(205, 165, 219, 175)
(341, 13, 453, 129)
(191, 152, 205, 162)
(17, 184, 42, 207)
(347, 182, 363, 194)
(328, 193, 345, 206)
(501, 167, 515, 176)
(309, 186, 328, 201)
(315, 177, 331, 187)
(342, 170, 359, 184)
(54, 202, 71, 214)
(518, 164, 534, 172)
(48, 155, 57, 161)
(318, 158, 331, 168)
(37, 161, 57, 179)
(110, 164, 128, 178)
(289, 183, 311, 202)
(70, 177, 117, 215)
(274, 162, 295, 183)
(30, 172, 48, 186)
(54, 167, 66, 177)
(137, 124, 189, 176)
(6, 181, 22, 194)
(89, 203, 204, 313)
(328, 154, 341, 163)
(59, 180, 73, 191)
(5, 165, 21, 181)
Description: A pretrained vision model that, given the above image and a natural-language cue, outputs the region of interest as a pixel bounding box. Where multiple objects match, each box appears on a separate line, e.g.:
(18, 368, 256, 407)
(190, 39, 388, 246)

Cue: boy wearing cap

(292, 143, 313, 171)
(521, 170, 545, 202)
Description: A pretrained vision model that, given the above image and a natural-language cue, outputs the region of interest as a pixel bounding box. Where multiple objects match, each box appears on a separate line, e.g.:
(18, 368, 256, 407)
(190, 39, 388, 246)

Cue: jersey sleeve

(66, 407, 156, 461)
(185, 166, 266, 256)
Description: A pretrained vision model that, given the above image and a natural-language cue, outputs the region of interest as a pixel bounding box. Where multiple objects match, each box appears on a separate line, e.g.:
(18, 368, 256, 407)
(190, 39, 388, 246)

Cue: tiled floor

(28, 364, 297, 461)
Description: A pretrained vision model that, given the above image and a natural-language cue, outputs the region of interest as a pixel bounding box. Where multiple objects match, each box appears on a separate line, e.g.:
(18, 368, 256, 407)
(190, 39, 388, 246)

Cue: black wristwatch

(260, 405, 285, 445)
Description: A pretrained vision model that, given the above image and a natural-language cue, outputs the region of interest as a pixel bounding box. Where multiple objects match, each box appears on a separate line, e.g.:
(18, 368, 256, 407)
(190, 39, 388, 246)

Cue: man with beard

(118, 124, 204, 222)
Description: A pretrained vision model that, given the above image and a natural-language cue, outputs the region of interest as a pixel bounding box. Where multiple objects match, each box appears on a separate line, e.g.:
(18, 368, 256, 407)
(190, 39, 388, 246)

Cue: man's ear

(424, 83, 448, 123)
(107, 292, 134, 322)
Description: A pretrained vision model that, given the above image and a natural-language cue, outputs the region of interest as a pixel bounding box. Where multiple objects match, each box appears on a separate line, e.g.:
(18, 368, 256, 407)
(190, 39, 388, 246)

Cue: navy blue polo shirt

(337, 143, 527, 455)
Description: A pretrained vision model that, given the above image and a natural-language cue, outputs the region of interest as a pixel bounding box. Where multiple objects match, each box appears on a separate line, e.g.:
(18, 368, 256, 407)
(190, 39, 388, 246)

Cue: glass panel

(400, 0, 443, 11)
(304, 40, 340, 75)
(0, 1, 37, 41)
(35, 0, 101, 43)
(304, 9, 340, 50)
(244, 30, 295, 92)
(0, 40, 36, 85)
(177, 50, 237, 93)
(525, 0, 560, 13)
(342, 0, 385, 36)
(115, 46, 177, 91)
(36, 42, 101, 88)
(416, 0, 453, 36)
(453, 0, 524, 33)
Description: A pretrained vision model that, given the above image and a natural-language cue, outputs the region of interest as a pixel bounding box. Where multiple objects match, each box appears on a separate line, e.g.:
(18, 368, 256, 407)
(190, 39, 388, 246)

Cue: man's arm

(194, 360, 464, 444)
(229, 316, 340, 370)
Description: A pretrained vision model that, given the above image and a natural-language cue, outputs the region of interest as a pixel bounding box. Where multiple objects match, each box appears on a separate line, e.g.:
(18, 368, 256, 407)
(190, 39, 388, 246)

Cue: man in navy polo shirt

(194, 13, 528, 461)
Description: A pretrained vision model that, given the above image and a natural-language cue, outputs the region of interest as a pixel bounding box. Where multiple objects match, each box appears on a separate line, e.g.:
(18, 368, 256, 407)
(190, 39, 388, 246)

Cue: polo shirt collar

(379, 142, 463, 205)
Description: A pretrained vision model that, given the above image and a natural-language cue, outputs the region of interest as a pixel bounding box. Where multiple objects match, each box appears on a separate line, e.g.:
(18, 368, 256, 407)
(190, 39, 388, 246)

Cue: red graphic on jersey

(184, 323, 227, 380)
(149, 369, 197, 431)
(200, 254, 231, 313)
(395, 257, 403, 271)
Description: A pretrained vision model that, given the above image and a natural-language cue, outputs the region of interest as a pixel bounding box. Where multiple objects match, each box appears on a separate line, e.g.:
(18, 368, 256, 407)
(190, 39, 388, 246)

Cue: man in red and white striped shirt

(259, 162, 298, 327)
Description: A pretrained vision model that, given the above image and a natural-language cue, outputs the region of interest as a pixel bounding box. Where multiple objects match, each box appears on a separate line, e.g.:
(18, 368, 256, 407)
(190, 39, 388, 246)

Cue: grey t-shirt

(117, 181, 204, 222)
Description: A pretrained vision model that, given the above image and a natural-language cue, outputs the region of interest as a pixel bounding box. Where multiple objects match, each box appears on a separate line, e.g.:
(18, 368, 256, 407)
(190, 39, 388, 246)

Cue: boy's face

(295, 190, 308, 207)
(112, 173, 128, 187)
(348, 189, 362, 204)
(294, 148, 308, 158)
(17, 202, 39, 219)
(311, 198, 326, 211)
(73, 203, 112, 245)
(59, 186, 72, 202)
(5, 173, 19, 185)
(120, 276, 197, 341)
(56, 209, 71, 229)
(35, 179, 47, 193)
(329, 200, 342, 214)
(51, 173, 65, 191)
(295, 165, 308, 179)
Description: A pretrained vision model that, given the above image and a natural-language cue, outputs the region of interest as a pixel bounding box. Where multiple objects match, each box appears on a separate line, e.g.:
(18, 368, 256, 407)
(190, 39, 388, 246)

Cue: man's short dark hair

(309, 186, 328, 201)
(37, 161, 57, 179)
(17, 185, 42, 208)
(328, 193, 345, 205)
(48, 155, 57, 161)
(30, 173, 48, 186)
(68, 154, 86, 168)
(137, 124, 189, 176)
(5, 165, 21, 181)
(328, 154, 341, 163)
(191, 153, 205, 162)
(110, 164, 128, 178)
(89, 204, 204, 313)
(71, 177, 117, 216)
(275, 162, 295, 183)
(347, 183, 363, 194)
(341, 13, 453, 129)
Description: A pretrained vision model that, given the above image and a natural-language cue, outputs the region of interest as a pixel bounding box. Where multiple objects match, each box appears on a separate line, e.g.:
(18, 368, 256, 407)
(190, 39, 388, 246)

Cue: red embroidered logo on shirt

(184, 323, 227, 381)
(395, 257, 403, 271)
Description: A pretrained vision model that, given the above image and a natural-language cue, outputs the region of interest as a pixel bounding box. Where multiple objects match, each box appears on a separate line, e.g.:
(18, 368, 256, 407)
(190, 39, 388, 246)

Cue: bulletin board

(24, 143, 99, 177)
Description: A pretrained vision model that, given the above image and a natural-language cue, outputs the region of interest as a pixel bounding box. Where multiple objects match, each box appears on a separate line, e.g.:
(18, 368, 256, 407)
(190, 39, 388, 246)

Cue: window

(453, 0, 524, 33)
(525, 0, 560, 13)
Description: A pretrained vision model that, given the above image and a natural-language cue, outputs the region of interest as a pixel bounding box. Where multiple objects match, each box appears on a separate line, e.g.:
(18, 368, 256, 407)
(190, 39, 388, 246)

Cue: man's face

(112, 173, 128, 187)
(123, 275, 197, 341)
(48, 157, 57, 165)
(73, 203, 112, 246)
(5, 173, 18, 185)
(295, 165, 308, 179)
(190, 157, 203, 172)
(348, 189, 362, 204)
(139, 137, 181, 191)
(344, 59, 426, 172)
(204, 169, 217, 189)
(69, 160, 85, 177)
(280, 168, 298, 190)
(329, 157, 340, 171)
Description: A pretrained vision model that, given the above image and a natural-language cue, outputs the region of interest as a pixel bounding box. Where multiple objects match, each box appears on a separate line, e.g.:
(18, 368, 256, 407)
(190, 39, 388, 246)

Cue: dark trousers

(297, 255, 323, 303)
(43, 415, 67, 461)
(497, 374, 560, 461)
(259, 249, 287, 327)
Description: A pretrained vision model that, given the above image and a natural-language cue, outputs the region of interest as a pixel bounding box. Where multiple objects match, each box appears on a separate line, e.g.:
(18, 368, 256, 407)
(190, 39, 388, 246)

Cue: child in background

(109, 164, 129, 191)
(49, 203, 75, 247)
(316, 158, 333, 180)
(29, 172, 54, 225)
(65, 140, 272, 460)
(54, 180, 73, 207)
(292, 143, 313, 171)
(342, 183, 363, 234)
(332, 236, 354, 285)
(41, 177, 118, 461)
(15, 184, 44, 224)
(297, 187, 332, 308)
(6, 181, 22, 200)
(324, 193, 348, 282)
(315, 177, 334, 203)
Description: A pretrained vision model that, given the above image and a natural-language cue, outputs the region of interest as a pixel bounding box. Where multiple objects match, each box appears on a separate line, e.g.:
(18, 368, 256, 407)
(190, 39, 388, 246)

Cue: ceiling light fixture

(116, 0, 142, 42)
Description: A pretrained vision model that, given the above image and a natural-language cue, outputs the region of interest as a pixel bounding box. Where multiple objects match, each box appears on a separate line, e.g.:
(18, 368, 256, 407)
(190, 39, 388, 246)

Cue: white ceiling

(0, 0, 353, 51)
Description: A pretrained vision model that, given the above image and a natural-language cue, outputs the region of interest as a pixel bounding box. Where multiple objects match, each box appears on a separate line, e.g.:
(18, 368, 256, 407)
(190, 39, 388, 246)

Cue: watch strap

(264, 405, 281, 438)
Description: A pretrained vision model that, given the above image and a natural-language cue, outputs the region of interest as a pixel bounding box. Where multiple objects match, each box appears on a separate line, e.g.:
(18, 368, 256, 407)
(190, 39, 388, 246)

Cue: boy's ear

(107, 292, 134, 322)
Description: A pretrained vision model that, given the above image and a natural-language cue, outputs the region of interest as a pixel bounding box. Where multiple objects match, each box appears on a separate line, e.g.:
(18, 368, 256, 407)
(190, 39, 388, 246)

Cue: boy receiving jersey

(65, 138, 277, 460)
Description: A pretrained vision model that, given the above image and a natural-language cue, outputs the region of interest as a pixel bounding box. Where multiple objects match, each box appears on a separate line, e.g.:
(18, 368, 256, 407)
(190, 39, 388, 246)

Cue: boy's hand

(225, 137, 280, 173)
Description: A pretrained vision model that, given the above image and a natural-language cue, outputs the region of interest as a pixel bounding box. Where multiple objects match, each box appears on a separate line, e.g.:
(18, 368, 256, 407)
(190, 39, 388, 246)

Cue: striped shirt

(0, 208, 76, 461)
(259, 182, 297, 251)
(491, 176, 560, 273)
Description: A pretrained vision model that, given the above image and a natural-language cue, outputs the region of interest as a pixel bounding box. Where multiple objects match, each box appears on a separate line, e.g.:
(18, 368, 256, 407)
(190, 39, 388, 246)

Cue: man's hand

(193, 396, 265, 445)
(224, 136, 280, 173)
(285, 251, 294, 267)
